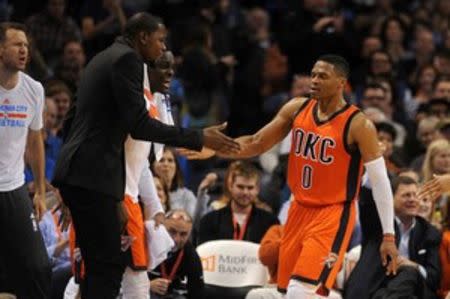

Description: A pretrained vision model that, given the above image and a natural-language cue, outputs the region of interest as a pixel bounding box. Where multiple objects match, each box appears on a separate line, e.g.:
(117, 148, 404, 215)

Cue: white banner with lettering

(196, 240, 269, 287)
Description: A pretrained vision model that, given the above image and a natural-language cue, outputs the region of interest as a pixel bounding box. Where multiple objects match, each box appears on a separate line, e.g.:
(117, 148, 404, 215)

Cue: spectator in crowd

(80, 0, 127, 59)
(427, 98, 450, 120)
(53, 39, 86, 93)
(229, 7, 273, 136)
(149, 209, 204, 299)
(360, 82, 406, 145)
(153, 174, 170, 212)
(379, 15, 411, 68)
(361, 83, 392, 120)
(39, 208, 71, 299)
(375, 121, 404, 176)
(152, 147, 199, 221)
(25, 0, 81, 74)
(433, 49, 450, 77)
(422, 139, 450, 230)
(44, 80, 72, 135)
(432, 0, 450, 35)
(346, 176, 442, 299)
(409, 116, 442, 172)
(278, 0, 354, 76)
(25, 97, 62, 183)
(198, 160, 279, 245)
(177, 19, 223, 128)
(438, 117, 450, 141)
(410, 64, 438, 116)
(350, 35, 382, 87)
(205, 161, 271, 213)
(409, 26, 436, 78)
(433, 77, 450, 100)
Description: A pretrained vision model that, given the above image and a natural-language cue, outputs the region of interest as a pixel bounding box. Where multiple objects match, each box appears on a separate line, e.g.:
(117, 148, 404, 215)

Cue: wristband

(383, 234, 396, 242)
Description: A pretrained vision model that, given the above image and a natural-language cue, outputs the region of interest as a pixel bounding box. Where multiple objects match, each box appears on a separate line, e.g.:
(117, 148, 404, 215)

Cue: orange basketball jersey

(287, 99, 363, 206)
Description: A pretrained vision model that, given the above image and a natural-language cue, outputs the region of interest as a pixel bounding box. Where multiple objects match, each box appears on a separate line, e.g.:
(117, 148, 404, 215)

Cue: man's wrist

(383, 233, 395, 242)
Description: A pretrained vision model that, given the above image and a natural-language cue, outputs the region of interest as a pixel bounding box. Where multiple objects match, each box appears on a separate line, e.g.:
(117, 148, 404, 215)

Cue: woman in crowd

(422, 139, 450, 230)
(152, 148, 199, 221)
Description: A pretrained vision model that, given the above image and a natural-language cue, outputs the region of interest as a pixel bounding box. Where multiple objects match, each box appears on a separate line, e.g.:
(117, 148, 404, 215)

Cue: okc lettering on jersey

(292, 128, 336, 164)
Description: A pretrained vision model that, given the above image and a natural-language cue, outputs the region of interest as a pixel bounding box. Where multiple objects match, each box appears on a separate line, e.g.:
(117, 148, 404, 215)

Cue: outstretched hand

(177, 147, 216, 160)
(202, 122, 240, 153)
(418, 174, 450, 203)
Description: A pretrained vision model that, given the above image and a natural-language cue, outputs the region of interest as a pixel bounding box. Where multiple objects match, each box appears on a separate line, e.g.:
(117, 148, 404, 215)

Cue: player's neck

(231, 201, 252, 214)
(0, 66, 19, 90)
(317, 94, 346, 115)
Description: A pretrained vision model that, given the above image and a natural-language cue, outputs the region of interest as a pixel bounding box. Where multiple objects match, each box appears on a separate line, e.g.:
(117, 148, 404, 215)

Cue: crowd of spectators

(2, 0, 450, 298)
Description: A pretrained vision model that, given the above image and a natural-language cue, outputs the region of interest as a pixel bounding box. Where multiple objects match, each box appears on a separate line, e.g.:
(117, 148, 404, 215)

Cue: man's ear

(340, 78, 347, 89)
(139, 32, 148, 46)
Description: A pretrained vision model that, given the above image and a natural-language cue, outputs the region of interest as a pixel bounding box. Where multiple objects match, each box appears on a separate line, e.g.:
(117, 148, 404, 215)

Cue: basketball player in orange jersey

(180, 55, 398, 298)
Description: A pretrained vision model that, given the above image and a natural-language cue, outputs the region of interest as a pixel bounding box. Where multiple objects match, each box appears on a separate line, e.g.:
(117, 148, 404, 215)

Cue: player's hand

(153, 212, 165, 228)
(380, 234, 398, 275)
(418, 174, 450, 203)
(33, 192, 47, 221)
(177, 147, 216, 160)
(120, 235, 135, 251)
(202, 122, 240, 154)
(150, 278, 170, 295)
(117, 201, 129, 233)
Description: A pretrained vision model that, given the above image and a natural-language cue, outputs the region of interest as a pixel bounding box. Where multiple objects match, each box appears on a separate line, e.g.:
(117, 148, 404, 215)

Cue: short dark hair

(0, 22, 27, 43)
(229, 160, 261, 184)
(375, 121, 397, 140)
(123, 13, 163, 41)
(392, 175, 417, 194)
(318, 54, 350, 78)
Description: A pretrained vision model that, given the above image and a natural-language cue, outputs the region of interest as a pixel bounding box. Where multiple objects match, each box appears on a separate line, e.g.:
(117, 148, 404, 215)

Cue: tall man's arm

(349, 113, 398, 275)
(112, 52, 239, 153)
(180, 97, 307, 159)
(26, 129, 46, 221)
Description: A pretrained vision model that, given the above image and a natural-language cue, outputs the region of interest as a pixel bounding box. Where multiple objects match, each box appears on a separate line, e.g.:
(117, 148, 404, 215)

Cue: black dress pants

(59, 184, 125, 299)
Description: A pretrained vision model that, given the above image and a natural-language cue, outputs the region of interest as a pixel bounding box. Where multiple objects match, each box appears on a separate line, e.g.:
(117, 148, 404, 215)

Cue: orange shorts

(123, 194, 148, 270)
(277, 199, 356, 292)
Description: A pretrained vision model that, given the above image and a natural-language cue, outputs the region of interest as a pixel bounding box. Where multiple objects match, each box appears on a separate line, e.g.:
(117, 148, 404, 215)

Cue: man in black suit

(53, 13, 239, 299)
(345, 176, 442, 299)
(197, 161, 279, 245)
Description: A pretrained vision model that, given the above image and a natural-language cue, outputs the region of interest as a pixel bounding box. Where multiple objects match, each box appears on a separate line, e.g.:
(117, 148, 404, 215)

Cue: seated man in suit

(149, 209, 204, 299)
(197, 161, 279, 245)
(345, 175, 442, 299)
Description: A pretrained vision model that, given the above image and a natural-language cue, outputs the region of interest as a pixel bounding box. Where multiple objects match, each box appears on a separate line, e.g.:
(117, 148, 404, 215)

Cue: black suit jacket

(344, 188, 442, 299)
(197, 204, 279, 245)
(53, 38, 203, 199)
